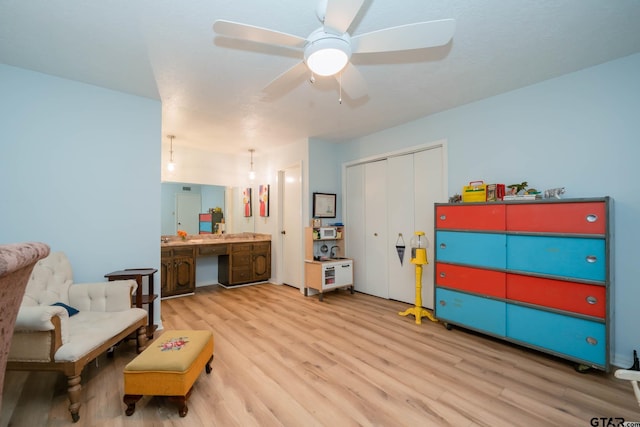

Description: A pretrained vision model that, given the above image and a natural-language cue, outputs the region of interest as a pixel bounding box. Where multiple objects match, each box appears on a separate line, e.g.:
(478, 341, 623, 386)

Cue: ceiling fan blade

(213, 20, 306, 48)
(263, 61, 309, 96)
(323, 0, 365, 34)
(336, 63, 367, 99)
(351, 19, 455, 54)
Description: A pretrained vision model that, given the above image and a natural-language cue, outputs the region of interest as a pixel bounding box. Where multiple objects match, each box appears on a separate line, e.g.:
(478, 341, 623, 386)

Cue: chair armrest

(615, 369, 640, 381)
(15, 305, 68, 331)
(14, 305, 69, 346)
(69, 280, 137, 312)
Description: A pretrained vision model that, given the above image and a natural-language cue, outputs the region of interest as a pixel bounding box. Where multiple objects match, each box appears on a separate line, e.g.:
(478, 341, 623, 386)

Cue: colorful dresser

(434, 198, 612, 371)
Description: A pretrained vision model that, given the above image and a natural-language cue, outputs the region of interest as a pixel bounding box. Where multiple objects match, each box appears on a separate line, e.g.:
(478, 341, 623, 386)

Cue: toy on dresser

(544, 187, 566, 199)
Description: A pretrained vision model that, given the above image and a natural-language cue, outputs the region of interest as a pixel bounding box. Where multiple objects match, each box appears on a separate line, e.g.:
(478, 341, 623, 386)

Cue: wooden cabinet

(434, 198, 612, 371)
(218, 241, 271, 286)
(304, 226, 353, 301)
(161, 246, 196, 298)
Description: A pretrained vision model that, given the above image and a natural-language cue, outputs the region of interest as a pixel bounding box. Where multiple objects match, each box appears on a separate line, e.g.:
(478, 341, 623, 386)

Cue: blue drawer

(506, 235, 605, 281)
(435, 288, 506, 336)
(436, 231, 506, 269)
(506, 304, 605, 366)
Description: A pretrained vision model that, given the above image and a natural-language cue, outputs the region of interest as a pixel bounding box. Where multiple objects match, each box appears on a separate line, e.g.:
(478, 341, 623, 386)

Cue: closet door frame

(342, 140, 448, 303)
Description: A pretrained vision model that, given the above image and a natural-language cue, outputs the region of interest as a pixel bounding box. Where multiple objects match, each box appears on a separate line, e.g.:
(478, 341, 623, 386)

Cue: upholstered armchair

(6, 252, 148, 422)
(0, 242, 50, 413)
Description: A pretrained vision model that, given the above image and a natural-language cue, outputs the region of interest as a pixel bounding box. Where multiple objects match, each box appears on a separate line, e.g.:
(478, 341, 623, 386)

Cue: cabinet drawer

(231, 268, 252, 283)
(172, 247, 195, 258)
(436, 263, 505, 298)
(506, 274, 606, 318)
(198, 244, 228, 256)
(253, 241, 271, 253)
(232, 253, 251, 267)
(436, 204, 505, 231)
(435, 288, 506, 336)
(506, 202, 606, 234)
(506, 235, 605, 281)
(506, 304, 605, 367)
(230, 243, 252, 253)
(436, 231, 506, 269)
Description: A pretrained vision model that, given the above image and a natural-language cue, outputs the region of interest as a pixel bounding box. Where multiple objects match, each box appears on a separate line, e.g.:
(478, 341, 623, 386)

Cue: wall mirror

(161, 182, 255, 235)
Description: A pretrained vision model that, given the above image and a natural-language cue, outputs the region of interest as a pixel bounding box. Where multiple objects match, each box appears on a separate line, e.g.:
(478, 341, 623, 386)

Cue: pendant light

(167, 135, 176, 172)
(248, 148, 256, 180)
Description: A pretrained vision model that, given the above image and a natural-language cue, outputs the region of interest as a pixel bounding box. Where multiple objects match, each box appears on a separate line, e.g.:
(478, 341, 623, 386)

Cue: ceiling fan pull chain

(339, 72, 343, 104)
(310, 71, 315, 84)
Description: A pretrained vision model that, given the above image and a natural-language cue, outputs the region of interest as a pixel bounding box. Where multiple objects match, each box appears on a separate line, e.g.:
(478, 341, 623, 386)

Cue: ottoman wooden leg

(123, 394, 142, 416)
(168, 388, 192, 417)
(205, 355, 214, 374)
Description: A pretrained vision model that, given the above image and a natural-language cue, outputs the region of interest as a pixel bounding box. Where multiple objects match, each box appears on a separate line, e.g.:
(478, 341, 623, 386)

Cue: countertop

(161, 232, 271, 248)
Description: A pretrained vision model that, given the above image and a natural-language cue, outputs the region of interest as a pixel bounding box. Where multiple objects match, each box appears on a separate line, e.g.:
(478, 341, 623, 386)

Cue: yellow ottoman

(123, 330, 214, 417)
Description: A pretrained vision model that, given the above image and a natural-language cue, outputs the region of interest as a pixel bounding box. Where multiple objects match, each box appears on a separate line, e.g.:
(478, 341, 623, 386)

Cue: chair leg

(67, 374, 82, 422)
(136, 326, 147, 353)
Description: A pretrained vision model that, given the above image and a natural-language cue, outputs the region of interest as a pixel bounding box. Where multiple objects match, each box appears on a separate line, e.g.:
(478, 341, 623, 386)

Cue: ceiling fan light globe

(304, 35, 351, 76)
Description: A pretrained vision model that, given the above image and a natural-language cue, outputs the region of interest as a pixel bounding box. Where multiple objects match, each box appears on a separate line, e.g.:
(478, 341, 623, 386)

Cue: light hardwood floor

(2, 283, 638, 426)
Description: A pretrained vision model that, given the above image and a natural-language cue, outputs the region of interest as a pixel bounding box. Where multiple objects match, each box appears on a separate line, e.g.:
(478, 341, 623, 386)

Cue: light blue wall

(309, 139, 342, 223)
(0, 64, 161, 285)
(334, 52, 640, 368)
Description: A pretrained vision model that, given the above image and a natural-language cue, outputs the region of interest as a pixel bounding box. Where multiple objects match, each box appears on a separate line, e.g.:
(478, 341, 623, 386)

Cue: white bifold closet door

(346, 160, 388, 299)
(345, 146, 445, 307)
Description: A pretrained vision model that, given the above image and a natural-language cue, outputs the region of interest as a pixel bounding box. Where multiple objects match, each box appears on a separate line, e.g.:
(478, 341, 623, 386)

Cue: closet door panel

(363, 160, 388, 298)
(387, 154, 415, 304)
(345, 164, 366, 293)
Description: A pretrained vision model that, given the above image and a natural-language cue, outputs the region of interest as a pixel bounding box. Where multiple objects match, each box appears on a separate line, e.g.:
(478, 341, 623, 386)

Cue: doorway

(176, 193, 201, 235)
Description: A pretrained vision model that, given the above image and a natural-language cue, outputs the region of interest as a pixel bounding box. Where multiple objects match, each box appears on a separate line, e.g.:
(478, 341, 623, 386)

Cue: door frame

(342, 140, 448, 249)
(277, 161, 304, 291)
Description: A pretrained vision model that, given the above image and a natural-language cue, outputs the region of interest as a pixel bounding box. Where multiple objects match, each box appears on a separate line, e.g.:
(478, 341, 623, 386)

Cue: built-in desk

(160, 234, 271, 298)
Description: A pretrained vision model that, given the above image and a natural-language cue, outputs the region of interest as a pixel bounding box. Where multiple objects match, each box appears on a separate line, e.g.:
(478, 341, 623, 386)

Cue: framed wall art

(259, 184, 270, 217)
(312, 192, 336, 218)
(242, 187, 252, 217)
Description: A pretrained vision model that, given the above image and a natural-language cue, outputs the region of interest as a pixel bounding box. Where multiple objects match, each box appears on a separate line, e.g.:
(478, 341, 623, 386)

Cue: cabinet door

(436, 231, 506, 269)
(506, 202, 606, 234)
(506, 235, 605, 281)
(160, 255, 173, 296)
(253, 251, 270, 281)
(435, 288, 506, 336)
(506, 274, 606, 318)
(506, 304, 605, 367)
(435, 263, 506, 298)
(173, 256, 195, 294)
(436, 204, 505, 231)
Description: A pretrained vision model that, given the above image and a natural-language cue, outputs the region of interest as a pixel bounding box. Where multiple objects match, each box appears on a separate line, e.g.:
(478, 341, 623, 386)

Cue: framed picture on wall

(259, 184, 270, 217)
(243, 187, 252, 217)
(313, 192, 336, 218)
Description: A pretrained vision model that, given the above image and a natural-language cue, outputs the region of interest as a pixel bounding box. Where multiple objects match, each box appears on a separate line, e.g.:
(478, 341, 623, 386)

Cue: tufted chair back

(21, 252, 73, 307)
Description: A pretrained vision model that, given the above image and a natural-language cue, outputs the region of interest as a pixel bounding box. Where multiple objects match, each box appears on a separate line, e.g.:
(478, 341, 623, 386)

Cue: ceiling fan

(213, 0, 455, 100)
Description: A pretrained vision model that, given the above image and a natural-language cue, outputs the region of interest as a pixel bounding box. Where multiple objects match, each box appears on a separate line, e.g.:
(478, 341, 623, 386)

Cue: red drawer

(436, 263, 505, 298)
(506, 274, 606, 318)
(436, 204, 505, 231)
(506, 202, 606, 234)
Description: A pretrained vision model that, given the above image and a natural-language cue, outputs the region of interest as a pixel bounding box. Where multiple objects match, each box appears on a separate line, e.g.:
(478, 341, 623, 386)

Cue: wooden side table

(105, 268, 158, 339)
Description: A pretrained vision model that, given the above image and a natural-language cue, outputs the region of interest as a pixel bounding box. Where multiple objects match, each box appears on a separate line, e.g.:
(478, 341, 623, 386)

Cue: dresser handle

(586, 337, 598, 346)
(440, 243, 447, 249)
(440, 215, 447, 220)
(586, 214, 598, 223)
(586, 255, 597, 263)
(586, 296, 598, 305)
(440, 272, 446, 278)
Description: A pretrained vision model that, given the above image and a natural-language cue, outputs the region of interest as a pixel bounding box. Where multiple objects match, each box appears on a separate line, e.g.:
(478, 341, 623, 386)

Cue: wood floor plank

(2, 283, 639, 426)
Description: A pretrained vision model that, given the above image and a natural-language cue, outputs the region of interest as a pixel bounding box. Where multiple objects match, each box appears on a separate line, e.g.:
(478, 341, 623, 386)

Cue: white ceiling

(1, 0, 640, 156)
